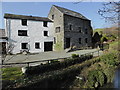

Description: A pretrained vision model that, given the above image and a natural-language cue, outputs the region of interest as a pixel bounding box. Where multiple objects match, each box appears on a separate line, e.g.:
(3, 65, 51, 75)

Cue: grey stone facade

(48, 5, 93, 51)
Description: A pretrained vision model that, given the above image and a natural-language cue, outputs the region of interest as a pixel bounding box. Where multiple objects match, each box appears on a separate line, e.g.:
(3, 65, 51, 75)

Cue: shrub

(26, 54, 93, 75)
(72, 54, 79, 58)
(87, 70, 105, 87)
(50, 60, 60, 63)
(100, 52, 119, 66)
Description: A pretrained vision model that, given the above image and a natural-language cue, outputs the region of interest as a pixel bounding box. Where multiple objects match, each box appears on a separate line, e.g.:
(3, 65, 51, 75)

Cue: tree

(1, 43, 15, 64)
(92, 32, 101, 48)
(98, 1, 120, 23)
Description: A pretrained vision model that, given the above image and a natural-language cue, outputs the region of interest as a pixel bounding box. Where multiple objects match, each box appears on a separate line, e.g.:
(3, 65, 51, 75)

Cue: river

(113, 67, 120, 89)
(102, 67, 120, 89)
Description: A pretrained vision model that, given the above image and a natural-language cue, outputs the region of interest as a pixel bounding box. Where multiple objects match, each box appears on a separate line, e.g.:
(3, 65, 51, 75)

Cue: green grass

(2, 67, 23, 80)
(109, 40, 119, 51)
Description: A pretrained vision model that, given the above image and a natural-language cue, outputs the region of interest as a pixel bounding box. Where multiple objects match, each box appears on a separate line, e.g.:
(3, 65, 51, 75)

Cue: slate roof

(4, 13, 53, 22)
(53, 5, 90, 20)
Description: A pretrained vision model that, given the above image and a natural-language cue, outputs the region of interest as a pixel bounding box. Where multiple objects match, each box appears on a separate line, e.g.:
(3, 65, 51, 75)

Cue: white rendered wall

(5, 18, 54, 54)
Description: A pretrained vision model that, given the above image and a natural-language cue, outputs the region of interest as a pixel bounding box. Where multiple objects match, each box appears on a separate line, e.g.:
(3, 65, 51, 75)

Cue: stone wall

(48, 6, 64, 51)
(64, 14, 92, 49)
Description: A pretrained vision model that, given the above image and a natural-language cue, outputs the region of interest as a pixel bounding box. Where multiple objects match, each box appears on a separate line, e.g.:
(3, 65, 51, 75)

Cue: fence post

(48, 60, 49, 64)
(27, 62, 29, 67)
(98, 50, 99, 56)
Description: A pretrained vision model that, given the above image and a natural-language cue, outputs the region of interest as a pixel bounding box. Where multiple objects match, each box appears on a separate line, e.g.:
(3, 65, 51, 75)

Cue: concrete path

(4, 49, 103, 65)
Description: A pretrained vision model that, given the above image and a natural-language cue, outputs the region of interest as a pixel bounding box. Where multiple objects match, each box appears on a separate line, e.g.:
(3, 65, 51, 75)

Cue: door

(2, 42, 6, 54)
(44, 42, 53, 51)
(66, 38, 70, 48)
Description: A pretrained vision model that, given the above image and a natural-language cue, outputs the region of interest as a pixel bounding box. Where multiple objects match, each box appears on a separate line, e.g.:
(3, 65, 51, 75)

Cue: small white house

(4, 14, 54, 54)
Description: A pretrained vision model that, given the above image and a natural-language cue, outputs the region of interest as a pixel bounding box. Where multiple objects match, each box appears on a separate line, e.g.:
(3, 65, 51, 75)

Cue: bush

(101, 35, 108, 42)
(72, 54, 79, 58)
(100, 52, 119, 66)
(26, 54, 93, 75)
(50, 60, 60, 63)
(87, 70, 105, 87)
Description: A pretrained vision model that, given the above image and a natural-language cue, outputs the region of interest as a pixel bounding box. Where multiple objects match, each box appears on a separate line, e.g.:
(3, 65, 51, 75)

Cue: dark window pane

(44, 31, 48, 36)
(69, 25, 72, 30)
(85, 38, 88, 43)
(43, 21, 47, 27)
(79, 38, 81, 44)
(85, 28, 88, 34)
(21, 43, 28, 49)
(18, 30, 27, 36)
(55, 27, 60, 33)
(52, 15, 54, 20)
(79, 27, 81, 33)
(35, 43, 40, 49)
(54, 37, 56, 44)
(22, 19, 27, 26)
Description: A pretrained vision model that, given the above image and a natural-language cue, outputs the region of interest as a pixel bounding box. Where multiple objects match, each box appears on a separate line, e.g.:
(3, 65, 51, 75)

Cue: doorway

(44, 42, 53, 51)
(66, 38, 70, 48)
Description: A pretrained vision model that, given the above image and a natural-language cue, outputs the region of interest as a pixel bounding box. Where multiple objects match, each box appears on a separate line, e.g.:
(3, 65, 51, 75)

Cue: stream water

(113, 67, 120, 89)
(102, 67, 120, 89)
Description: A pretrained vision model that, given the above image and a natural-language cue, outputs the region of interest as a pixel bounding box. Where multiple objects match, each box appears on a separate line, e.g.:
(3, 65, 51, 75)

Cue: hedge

(25, 54, 93, 75)
(15, 57, 100, 89)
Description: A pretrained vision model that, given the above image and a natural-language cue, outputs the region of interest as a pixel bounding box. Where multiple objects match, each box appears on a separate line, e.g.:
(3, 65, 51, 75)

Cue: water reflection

(113, 67, 120, 89)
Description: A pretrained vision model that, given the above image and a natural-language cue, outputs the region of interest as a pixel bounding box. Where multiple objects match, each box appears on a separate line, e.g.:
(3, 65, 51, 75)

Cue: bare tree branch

(98, 1, 120, 23)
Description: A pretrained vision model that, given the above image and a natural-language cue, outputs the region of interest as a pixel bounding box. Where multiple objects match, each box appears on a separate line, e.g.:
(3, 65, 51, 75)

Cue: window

(85, 28, 88, 34)
(79, 27, 82, 33)
(54, 37, 56, 44)
(18, 30, 27, 36)
(69, 25, 72, 30)
(44, 31, 48, 36)
(21, 19, 27, 26)
(43, 21, 48, 27)
(52, 15, 54, 20)
(85, 38, 88, 43)
(35, 43, 40, 49)
(21, 43, 28, 49)
(79, 38, 81, 44)
(55, 27, 60, 33)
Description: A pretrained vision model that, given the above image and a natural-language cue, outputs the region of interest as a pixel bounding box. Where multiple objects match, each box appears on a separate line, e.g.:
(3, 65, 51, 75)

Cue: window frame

(55, 27, 60, 33)
(69, 24, 72, 30)
(18, 30, 28, 36)
(54, 37, 56, 44)
(79, 38, 81, 44)
(21, 19, 27, 26)
(85, 28, 88, 34)
(79, 27, 82, 33)
(43, 21, 48, 27)
(35, 42, 40, 49)
(85, 38, 88, 43)
(52, 15, 54, 20)
(21, 43, 28, 49)
(44, 31, 48, 36)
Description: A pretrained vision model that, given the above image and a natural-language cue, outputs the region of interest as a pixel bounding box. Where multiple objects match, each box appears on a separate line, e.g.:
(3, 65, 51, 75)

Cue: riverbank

(70, 39, 120, 89)
(70, 51, 119, 88)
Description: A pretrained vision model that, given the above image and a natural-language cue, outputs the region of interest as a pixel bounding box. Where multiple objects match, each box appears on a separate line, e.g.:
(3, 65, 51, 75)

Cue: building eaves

(4, 13, 53, 22)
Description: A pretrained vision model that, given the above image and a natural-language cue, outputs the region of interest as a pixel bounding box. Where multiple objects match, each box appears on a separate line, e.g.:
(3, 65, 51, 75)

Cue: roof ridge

(53, 5, 89, 20)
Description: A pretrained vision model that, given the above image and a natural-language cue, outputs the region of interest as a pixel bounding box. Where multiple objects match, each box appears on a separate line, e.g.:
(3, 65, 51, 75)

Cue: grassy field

(2, 67, 23, 81)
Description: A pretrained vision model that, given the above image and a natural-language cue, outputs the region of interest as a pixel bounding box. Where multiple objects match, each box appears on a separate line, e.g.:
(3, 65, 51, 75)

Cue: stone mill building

(4, 5, 93, 54)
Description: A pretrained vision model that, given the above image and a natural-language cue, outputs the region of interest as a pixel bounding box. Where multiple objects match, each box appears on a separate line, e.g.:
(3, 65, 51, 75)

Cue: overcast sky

(1, 2, 113, 29)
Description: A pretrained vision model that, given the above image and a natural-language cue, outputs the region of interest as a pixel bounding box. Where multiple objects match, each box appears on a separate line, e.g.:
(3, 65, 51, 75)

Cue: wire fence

(1, 50, 101, 67)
